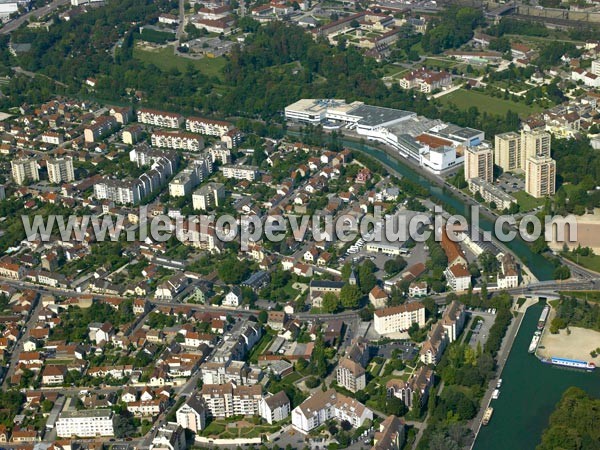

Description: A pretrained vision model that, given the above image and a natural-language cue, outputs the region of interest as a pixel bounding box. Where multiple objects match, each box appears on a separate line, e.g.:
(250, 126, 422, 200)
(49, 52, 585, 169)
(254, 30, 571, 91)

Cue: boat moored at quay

(542, 357, 596, 371)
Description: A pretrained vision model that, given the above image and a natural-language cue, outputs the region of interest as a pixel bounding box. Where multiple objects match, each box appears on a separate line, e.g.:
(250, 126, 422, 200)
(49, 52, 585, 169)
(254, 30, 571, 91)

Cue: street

(0, 0, 70, 35)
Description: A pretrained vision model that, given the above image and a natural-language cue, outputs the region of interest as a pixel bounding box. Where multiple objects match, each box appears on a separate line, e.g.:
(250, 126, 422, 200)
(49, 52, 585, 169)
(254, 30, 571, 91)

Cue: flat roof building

(55, 409, 114, 438)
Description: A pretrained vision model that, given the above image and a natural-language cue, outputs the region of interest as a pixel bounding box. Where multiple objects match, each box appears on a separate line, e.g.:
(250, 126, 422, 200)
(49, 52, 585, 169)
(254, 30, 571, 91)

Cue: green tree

(258, 310, 268, 323)
(340, 284, 361, 309)
(358, 260, 377, 293)
(322, 292, 341, 313)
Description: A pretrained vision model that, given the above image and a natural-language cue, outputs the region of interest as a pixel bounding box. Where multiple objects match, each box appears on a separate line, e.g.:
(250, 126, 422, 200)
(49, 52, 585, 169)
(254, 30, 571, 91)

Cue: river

(473, 301, 600, 449)
(336, 138, 555, 281)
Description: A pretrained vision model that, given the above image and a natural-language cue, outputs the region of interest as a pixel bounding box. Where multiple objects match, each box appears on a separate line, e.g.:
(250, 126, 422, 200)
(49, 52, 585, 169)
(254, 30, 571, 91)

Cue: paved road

(2, 295, 43, 387)
(176, 0, 185, 41)
(13, 66, 69, 88)
(0, 0, 70, 35)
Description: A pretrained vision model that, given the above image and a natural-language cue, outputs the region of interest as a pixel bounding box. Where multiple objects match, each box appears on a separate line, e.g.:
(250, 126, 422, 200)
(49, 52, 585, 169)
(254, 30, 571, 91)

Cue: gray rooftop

(349, 104, 415, 127)
(60, 408, 112, 419)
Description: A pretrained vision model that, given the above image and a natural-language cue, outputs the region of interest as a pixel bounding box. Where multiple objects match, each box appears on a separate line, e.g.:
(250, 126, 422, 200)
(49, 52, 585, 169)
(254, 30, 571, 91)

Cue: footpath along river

(474, 301, 600, 449)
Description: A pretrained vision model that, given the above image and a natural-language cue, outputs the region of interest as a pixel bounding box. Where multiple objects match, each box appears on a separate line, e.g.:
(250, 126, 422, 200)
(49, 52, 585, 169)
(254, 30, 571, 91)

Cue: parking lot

(376, 341, 418, 361)
(495, 172, 525, 194)
(467, 310, 498, 349)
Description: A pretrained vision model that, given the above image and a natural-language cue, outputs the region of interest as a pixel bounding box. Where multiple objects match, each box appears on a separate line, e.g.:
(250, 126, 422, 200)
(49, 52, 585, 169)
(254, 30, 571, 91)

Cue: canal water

(474, 301, 600, 450)
(338, 138, 555, 281)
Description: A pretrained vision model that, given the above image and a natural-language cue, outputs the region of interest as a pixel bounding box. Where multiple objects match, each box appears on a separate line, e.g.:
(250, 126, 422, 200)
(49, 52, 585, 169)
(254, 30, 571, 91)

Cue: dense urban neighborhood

(0, 0, 599, 449)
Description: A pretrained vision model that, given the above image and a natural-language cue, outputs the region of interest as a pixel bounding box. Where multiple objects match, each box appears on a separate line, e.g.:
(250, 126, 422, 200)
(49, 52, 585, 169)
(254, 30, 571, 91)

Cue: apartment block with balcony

(336, 357, 366, 393)
(373, 302, 426, 335)
(47, 156, 75, 184)
(186, 116, 234, 136)
(464, 142, 493, 182)
(137, 108, 184, 128)
(11, 158, 39, 185)
(525, 154, 556, 198)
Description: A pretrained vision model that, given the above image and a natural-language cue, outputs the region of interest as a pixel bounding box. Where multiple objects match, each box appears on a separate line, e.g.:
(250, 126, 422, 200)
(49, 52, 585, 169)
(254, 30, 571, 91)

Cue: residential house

(259, 391, 291, 424)
(368, 286, 388, 309)
(223, 287, 242, 307)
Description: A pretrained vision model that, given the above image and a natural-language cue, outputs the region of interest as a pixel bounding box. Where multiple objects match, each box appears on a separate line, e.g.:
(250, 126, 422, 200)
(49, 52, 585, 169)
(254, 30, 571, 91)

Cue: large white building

(291, 389, 372, 433)
(373, 302, 426, 335)
(95, 149, 177, 204)
(284, 99, 483, 174)
(572, 65, 600, 88)
(137, 108, 184, 129)
(55, 409, 114, 438)
(47, 156, 75, 184)
(200, 382, 262, 418)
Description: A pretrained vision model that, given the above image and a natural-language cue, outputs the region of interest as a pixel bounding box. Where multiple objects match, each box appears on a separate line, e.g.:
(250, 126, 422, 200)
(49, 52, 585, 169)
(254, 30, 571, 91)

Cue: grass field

(133, 46, 226, 80)
(512, 190, 545, 212)
(559, 291, 600, 302)
(201, 420, 279, 438)
(439, 88, 542, 117)
(561, 252, 600, 274)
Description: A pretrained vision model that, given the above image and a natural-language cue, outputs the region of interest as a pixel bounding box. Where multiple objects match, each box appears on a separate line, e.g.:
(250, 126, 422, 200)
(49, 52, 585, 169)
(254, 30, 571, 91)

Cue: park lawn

(561, 252, 600, 274)
(201, 420, 279, 438)
(439, 88, 542, 117)
(133, 46, 226, 80)
(512, 190, 545, 212)
(201, 422, 226, 436)
(368, 361, 383, 378)
(559, 290, 600, 302)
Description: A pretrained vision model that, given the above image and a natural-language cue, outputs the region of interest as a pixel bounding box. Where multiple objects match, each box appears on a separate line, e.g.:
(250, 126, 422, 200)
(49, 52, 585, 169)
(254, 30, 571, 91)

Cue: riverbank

(537, 324, 600, 364)
(473, 301, 600, 450)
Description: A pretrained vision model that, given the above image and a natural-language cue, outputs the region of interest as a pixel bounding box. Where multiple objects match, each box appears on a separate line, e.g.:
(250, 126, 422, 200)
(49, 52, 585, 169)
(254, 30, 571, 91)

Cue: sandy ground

(537, 326, 600, 363)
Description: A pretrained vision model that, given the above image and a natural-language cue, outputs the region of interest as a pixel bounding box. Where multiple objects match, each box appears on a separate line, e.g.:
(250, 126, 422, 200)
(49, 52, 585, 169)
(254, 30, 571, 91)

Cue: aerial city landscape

(0, 0, 599, 449)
